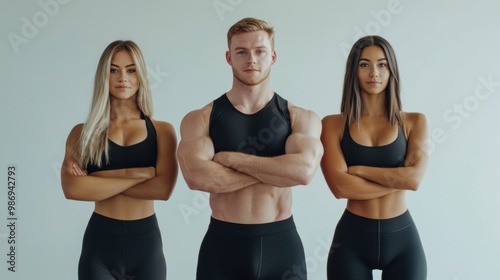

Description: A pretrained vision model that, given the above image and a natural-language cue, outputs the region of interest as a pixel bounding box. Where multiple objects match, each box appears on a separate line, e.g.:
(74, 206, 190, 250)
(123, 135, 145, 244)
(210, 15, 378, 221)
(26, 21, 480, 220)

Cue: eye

(379, 63, 387, 67)
(237, 51, 246, 55)
(127, 69, 136, 73)
(110, 68, 118, 73)
(359, 63, 369, 68)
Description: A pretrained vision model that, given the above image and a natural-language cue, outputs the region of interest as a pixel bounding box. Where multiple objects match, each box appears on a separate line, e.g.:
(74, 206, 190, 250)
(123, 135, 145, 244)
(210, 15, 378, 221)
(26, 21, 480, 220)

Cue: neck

(109, 97, 141, 120)
(361, 93, 387, 117)
(226, 78, 274, 114)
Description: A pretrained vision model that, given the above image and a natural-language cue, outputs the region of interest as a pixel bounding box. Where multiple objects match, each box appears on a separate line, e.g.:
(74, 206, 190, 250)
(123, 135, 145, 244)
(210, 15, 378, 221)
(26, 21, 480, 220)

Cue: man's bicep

(285, 108, 323, 155)
(178, 109, 214, 160)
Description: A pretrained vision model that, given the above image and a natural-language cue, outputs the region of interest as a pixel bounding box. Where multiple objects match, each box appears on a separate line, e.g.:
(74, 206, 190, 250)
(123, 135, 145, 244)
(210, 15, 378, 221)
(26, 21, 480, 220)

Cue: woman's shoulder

(401, 112, 427, 125)
(150, 119, 176, 138)
(322, 113, 345, 127)
(67, 123, 84, 138)
(401, 112, 428, 135)
(65, 123, 84, 149)
(321, 114, 347, 141)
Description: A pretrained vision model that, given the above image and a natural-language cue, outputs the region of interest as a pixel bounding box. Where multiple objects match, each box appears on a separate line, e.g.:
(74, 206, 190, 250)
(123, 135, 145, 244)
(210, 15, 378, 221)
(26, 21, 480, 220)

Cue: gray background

(1, 0, 499, 279)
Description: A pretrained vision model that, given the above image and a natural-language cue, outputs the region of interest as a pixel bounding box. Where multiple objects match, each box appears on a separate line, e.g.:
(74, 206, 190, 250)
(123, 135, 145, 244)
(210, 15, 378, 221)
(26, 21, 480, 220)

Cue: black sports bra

(340, 121, 407, 168)
(86, 114, 157, 174)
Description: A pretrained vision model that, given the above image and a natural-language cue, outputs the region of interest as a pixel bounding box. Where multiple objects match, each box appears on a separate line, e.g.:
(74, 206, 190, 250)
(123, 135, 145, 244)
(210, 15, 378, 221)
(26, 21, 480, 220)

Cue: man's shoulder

(180, 102, 213, 127)
(287, 102, 319, 119)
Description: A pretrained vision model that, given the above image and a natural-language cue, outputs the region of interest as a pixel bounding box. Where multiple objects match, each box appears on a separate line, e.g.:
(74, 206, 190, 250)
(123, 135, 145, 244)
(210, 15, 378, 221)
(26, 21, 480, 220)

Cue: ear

(271, 50, 277, 65)
(225, 51, 232, 65)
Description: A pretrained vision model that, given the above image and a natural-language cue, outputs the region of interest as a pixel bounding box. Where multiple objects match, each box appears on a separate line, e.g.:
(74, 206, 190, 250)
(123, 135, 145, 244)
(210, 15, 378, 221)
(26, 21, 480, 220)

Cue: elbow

(63, 190, 74, 200)
(330, 185, 347, 199)
(407, 178, 422, 191)
(61, 180, 78, 200)
(62, 187, 80, 201)
(298, 151, 323, 186)
(159, 193, 170, 201)
(179, 161, 205, 191)
(184, 176, 200, 191)
(180, 168, 218, 193)
(159, 175, 178, 201)
(295, 162, 321, 186)
(159, 187, 173, 201)
(183, 175, 207, 192)
(296, 171, 315, 186)
(404, 173, 425, 191)
(185, 176, 222, 194)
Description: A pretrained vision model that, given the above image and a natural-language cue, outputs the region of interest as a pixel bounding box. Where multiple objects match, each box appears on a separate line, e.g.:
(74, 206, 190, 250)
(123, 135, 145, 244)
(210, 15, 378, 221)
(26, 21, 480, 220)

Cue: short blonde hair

(227, 17, 275, 50)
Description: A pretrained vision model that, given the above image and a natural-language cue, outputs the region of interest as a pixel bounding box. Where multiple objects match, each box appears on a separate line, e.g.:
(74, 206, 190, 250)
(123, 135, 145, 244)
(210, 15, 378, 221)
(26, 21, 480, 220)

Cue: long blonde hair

(79, 40, 153, 167)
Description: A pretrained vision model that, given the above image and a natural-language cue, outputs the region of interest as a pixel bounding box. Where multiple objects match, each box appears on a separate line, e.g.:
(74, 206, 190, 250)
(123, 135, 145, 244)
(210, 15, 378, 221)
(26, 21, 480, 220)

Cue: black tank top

(340, 121, 407, 167)
(209, 93, 292, 156)
(86, 114, 157, 174)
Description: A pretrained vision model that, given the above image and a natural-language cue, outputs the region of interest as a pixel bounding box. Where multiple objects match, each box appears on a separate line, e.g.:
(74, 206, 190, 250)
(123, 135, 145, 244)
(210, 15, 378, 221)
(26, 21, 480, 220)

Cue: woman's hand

(72, 164, 88, 176)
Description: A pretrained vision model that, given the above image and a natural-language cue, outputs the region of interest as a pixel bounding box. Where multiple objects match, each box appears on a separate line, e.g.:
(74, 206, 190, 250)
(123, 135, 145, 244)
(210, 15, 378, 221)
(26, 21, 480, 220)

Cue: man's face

(226, 30, 276, 86)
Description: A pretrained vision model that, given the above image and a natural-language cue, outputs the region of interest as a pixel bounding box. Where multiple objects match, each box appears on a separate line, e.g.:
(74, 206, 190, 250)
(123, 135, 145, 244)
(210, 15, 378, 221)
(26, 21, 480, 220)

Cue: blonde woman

(321, 36, 428, 279)
(61, 40, 177, 279)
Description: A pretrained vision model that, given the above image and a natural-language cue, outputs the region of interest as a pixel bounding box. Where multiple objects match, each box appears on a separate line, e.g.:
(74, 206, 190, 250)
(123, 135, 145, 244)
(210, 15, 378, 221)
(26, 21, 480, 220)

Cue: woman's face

(108, 50, 139, 100)
(357, 45, 390, 96)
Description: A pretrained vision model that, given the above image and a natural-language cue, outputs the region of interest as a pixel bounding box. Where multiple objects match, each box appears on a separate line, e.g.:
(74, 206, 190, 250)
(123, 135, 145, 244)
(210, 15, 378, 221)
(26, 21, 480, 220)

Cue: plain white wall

(1, 0, 499, 279)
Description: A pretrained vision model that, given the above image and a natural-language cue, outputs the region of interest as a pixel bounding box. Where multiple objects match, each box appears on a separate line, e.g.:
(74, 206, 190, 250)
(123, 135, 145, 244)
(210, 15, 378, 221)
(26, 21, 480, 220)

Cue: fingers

(72, 164, 88, 176)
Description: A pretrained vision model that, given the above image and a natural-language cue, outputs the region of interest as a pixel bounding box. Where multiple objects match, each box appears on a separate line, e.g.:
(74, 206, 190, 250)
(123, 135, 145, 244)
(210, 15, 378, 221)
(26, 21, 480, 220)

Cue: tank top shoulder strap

(341, 119, 352, 143)
(274, 93, 290, 123)
(142, 113, 157, 140)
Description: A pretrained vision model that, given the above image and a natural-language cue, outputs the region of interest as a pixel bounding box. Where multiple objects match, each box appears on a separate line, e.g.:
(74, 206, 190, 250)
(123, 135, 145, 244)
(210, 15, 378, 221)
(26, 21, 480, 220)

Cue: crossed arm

(177, 104, 323, 194)
(320, 113, 429, 200)
(61, 121, 178, 202)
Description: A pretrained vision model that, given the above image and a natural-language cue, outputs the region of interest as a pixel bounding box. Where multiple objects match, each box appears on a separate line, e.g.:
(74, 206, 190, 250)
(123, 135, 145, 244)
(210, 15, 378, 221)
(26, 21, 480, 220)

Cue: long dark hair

(341, 35, 402, 126)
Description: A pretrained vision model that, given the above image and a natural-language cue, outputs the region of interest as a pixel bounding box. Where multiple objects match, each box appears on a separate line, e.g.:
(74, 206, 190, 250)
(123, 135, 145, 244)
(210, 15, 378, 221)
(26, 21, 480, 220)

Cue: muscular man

(177, 17, 323, 280)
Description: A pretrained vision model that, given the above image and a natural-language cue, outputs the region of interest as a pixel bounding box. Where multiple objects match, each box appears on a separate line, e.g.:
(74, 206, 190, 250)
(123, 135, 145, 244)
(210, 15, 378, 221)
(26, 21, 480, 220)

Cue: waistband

(340, 209, 414, 233)
(87, 212, 159, 237)
(208, 216, 296, 237)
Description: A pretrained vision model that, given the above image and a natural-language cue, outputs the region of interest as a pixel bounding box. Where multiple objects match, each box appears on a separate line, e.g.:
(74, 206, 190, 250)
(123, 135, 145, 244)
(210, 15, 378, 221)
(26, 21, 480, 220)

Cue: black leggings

(327, 210, 426, 280)
(78, 212, 166, 280)
(196, 216, 307, 280)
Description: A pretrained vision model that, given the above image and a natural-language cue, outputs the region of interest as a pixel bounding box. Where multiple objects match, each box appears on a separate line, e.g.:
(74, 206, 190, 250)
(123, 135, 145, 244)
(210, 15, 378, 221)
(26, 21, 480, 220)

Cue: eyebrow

(110, 63, 136, 68)
(359, 58, 387, 62)
(233, 46, 268, 51)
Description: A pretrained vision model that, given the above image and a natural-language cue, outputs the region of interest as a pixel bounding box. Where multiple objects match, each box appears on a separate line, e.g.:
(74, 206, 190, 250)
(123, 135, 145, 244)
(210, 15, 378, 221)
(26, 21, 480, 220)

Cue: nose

(118, 72, 128, 82)
(369, 67, 379, 78)
(247, 52, 256, 64)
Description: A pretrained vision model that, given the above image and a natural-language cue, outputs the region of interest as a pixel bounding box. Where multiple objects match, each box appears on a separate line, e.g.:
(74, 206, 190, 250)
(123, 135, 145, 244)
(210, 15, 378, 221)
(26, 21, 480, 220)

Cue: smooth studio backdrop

(1, 0, 499, 279)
